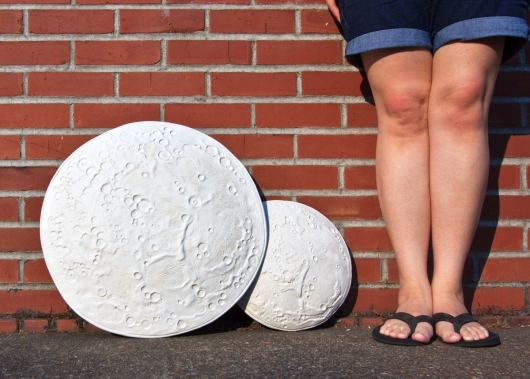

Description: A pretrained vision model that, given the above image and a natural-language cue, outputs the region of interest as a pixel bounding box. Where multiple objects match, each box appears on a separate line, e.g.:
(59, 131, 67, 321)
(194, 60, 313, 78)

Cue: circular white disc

(40, 122, 267, 338)
(238, 201, 352, 331)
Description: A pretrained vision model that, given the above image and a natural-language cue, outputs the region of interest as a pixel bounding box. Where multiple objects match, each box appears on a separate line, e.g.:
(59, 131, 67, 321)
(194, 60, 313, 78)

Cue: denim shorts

(338, 0, 530, 67)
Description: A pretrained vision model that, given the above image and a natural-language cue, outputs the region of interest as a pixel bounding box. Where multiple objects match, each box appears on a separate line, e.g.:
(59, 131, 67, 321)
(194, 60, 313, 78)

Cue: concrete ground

(1, 327, 529, 379)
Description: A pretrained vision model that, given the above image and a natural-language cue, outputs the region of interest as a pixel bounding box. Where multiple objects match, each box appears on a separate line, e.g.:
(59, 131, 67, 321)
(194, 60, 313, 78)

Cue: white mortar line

(0, 4, 331, 10)
(0, 252, 43, 260)
(19, 135, 26, 159)
(0, 34, 343, 42)
(17, 197, 24, 222)
(69, 103, 74, 129)
(22, 9, 29, 36)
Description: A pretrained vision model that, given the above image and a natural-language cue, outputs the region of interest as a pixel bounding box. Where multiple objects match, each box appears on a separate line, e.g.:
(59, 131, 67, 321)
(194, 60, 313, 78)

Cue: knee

(431, 80, 488, 129)
(377, 85, 430, 138)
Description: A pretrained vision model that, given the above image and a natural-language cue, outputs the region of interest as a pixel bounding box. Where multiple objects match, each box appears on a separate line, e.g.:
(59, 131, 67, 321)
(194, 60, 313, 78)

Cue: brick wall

(0, 1, 529, 333)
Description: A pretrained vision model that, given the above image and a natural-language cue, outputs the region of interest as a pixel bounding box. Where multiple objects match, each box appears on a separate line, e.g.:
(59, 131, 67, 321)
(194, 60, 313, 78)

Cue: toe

(411, 322, 433, 343)
(436, 321, 462, 343)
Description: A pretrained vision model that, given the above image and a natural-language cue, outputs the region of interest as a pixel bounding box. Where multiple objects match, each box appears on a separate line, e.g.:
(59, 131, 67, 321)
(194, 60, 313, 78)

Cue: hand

(326, 0, 340, 23)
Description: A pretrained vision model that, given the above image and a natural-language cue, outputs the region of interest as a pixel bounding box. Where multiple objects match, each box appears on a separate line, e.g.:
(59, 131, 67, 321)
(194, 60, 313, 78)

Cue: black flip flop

(372, 312, 434, 346)
(433, 313, 501, 347)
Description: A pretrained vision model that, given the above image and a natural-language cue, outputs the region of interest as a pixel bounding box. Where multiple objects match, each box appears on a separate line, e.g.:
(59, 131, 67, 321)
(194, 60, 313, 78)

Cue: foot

(379, 298, 433, 343)
(433, 296, 489, 343)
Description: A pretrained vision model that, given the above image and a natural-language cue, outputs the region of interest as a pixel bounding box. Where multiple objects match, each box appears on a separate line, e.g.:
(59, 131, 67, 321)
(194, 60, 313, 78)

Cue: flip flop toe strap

(433, 313, 477, 333)
(388, 312, 434, 333)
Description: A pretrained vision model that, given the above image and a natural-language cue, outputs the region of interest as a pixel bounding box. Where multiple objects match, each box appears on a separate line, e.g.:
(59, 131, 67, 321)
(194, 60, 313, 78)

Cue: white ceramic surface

(40, 121, 267, 337)
(238, 200, 352, 331)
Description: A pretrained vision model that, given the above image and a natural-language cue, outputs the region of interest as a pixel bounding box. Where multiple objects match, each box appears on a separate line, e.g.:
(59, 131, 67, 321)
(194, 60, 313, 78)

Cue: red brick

(508, 316, 530, 327)
(23, 319, 48, 332)
(494, 72, 530, 97)
(347, 103, 378, 127)
(476, 316, 502, 326)
(487, 165, 519, 190)
(0, 104, 69, 128)
(255, 104, 340, 128)
(0, 290, 68, 313)
(471, 227, 522, 252)
(301, 10, 340, 34)
(78, 0, 159, 3)
(0, 0, 69, 3)
(488, 103, 521, 128)
(120, 72, 204, 96)
(344, 166, 376, 190)
(25, 135, 96, 160)
(0, 42, 69, 65)
(257, 41, 341, 64)
(352, 258, 381, 283)
(29, 72, 114, 97)
(0, 11, 22, 34)
(256, 0, 325, 3)
(0, 198, 18, 221)
(165, 103, 249, 128)
(465, 287, 524, 311)
(29, 10, 114, 34)
(0, 136, 20, 159)
(479, 258, 530, 282)
(76, 41, 160, 65)
(298, 135, 377, 158)
(303, 71, 369, 96)
(120, 9, 204, 33)
(211, 134, 293, 158)
(0, 167, 57, 191)
(57, 319, 79, 332)
(24, 197, 44, 222)
(481, 196, 530, 220)
(298, 196, 381, 220)
(0, 260, 18, 283)
(211, 73, 296, 97)
(0, 319, 17, 333)
(344, 227, 392, 252)
(0, 228, 41, 252)
(252, 165, 337, 190)
(85, 323, 109, 333)
(490, 135, 530, 158)
(386, 259, 398, 283)
(0, 73, 23, 96)
(169, 0, 247, 3)
(210, 10, 294, 34)
(167, 40, 251, 65)
(359, 317, 384, 327)
(335, 317, 356, 328)
(23, 260, 52, 283)
(74, 104, 160, 128)
(346, 288, 399, 312)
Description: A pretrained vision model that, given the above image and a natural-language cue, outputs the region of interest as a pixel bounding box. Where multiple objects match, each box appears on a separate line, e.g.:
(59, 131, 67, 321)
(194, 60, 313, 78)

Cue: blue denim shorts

(338, 0, 530, 67)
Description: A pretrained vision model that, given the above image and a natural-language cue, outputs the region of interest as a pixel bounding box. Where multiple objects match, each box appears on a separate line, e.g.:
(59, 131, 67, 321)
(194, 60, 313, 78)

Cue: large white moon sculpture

(238, 201, 352, 331)
(40, 122, 267, 337)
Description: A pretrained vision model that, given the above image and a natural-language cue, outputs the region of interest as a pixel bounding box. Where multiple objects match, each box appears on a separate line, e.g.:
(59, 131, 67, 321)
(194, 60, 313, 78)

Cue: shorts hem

(345, 28, 432, 57)
(433, 16, 530, 51)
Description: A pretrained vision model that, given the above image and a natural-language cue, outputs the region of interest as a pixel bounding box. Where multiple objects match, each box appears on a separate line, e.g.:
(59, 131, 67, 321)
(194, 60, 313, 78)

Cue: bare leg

(362, 48, 433, 343)
(429, 37, 505, 343)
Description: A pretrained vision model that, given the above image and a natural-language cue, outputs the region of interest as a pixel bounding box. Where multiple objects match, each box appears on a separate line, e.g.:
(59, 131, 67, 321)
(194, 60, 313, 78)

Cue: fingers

(325, 0, 341, 23)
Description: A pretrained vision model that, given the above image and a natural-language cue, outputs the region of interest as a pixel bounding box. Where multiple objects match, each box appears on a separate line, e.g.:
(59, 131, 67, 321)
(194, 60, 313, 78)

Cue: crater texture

(40, 122, 267, 337)
(239, 201, 351, 331)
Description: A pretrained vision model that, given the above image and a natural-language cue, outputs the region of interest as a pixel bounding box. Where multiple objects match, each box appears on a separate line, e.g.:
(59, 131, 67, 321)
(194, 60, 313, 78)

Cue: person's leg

(362, 48, 433, 343)
(428, 37, 505, 343)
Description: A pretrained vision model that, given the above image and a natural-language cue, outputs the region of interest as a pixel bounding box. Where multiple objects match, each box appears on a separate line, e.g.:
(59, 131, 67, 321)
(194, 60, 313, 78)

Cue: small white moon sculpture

(238, 201, 352, 331)
(40, 121, 267, 338)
